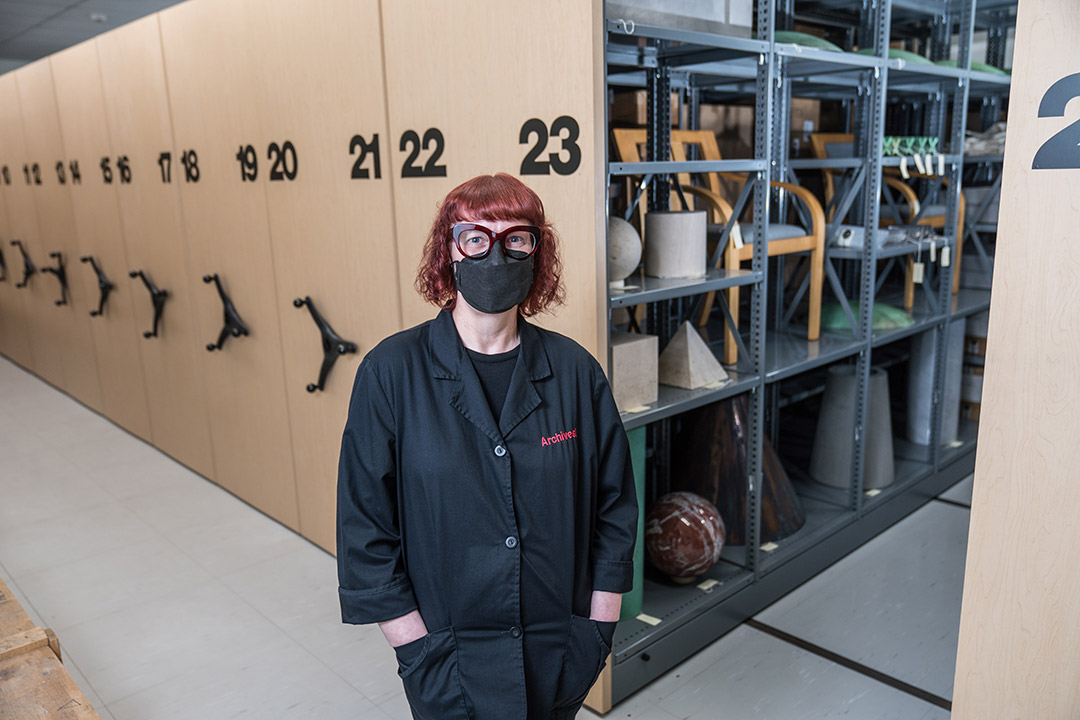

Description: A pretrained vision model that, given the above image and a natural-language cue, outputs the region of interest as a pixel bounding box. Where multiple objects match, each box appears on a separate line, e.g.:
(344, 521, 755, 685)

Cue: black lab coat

(337, 310, 638, 719)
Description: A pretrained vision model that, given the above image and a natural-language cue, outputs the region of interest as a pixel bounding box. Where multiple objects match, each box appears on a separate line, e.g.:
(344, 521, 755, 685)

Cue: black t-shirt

(466, 345, 521, 423)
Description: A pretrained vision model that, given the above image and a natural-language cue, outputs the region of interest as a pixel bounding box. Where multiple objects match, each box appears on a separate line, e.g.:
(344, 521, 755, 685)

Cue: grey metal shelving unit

(600, 0, 1013, 709)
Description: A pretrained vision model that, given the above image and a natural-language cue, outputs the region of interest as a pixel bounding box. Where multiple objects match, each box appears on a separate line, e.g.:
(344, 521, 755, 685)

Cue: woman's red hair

(415, 173, 565, 316)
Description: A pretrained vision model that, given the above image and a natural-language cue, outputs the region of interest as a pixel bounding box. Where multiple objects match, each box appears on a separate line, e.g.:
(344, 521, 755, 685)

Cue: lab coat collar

(429, 309, 551, 441)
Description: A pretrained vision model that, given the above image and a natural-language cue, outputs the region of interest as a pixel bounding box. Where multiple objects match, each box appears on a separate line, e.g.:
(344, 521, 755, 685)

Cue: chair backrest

(611, 127, 731, 216)
(669, 130, 726, 200)
(611, 128, 688, 220)
(809, 132, 855, 209)
(611, 127, 648, 165)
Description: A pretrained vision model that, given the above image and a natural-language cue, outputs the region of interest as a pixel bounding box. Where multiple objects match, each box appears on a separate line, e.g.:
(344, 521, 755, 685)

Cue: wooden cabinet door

(96, 16, 215, 478)
(0, 125, 35, 371)
(157, 0, 299, 528)
(0, 72, 70, 394)
(379, 0, 606, 357)
(50, 41, 153, 441)
(14, 60, 104, 412)
(241, 0, 401, 551)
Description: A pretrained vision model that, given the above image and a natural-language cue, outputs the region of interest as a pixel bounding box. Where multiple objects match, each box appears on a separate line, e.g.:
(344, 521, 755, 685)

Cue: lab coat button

(505, 536, 518, 549)
(509, 626, 522, 638)
(494, 445, 507, 457)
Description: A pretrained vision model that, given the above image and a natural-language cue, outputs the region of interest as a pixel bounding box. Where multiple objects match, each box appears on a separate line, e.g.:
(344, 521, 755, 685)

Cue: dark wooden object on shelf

(673, 393, 806, 545)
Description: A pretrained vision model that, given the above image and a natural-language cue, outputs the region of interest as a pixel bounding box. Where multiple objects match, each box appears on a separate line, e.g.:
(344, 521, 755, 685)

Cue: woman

(337, 173, 638, 719)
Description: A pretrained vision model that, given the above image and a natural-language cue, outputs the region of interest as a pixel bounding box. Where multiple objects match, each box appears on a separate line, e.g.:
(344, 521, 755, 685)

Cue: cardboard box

(611, 89, 680, 128)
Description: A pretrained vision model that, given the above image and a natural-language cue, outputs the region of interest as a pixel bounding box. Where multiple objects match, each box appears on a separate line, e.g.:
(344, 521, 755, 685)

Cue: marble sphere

(608, 216, 642, 284)
(645, 491, 726, 581)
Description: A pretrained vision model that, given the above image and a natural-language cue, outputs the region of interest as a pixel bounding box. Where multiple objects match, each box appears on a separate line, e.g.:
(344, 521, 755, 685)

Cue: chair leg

(807, 247, 823, 342)
(724, 285, 739, 365)
(952, 206, 965, 295)
(904, 257, 915, 309)
(697, 291, 716, 327)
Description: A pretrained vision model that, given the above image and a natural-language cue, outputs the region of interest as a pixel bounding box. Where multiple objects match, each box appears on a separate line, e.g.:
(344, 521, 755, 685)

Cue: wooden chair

(810, 132, 966, 297)
(612, 128, 825, 365)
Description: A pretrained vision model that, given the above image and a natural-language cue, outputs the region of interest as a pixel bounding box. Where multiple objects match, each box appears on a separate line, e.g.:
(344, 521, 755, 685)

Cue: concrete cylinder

(907, 319, 965, 446)
(644, 210, 706, 278)
(810, 365, 895, 490)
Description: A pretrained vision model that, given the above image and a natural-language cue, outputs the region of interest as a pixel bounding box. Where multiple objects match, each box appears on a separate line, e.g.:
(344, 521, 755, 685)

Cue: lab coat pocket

(395, 627, 471, 720)
(551, 614, 610, 711)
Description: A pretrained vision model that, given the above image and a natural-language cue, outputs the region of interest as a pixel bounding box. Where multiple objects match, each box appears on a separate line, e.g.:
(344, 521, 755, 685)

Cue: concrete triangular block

(659, 322, 729, 390)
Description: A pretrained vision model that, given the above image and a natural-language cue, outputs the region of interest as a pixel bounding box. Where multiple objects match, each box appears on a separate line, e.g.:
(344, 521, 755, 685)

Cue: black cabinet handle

(203, 274, 249, 351)
(40, 252, 68, 306)
(0, 245, 7, 283)
(129, 269, 168, 338)
(80, 255, 114, 317)
(10, 240, 35, 289)
(293, 296, 357, 393)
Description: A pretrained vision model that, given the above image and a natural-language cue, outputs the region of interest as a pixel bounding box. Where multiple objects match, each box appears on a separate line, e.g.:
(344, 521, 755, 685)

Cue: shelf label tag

(930, 239, 937, 262)
(760, 542, 779, 552)
(912, 262, 925, 284)
(697, 578, 719, 592)
(941, 246, 951, 267)
(731, 224, 744, 250)
(866, 488, 882, 497)
(636, 613, 662, 626)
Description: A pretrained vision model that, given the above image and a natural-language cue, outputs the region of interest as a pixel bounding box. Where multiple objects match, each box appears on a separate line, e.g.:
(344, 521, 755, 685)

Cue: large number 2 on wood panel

(1032, 72, 1080, 170)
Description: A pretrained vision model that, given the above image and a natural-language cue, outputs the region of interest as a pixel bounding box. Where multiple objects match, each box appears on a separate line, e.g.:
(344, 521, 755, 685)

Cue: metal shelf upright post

(850, 0, 891, 517)
(929, 0, 975, 472)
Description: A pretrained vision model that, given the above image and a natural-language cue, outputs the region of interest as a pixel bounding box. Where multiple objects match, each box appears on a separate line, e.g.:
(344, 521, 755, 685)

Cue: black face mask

(452, 252, 534, 315)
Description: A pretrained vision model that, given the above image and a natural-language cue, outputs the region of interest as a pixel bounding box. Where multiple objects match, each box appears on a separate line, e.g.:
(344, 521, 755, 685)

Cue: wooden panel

(95, 17, 215, 478)
(380, 0, 606, 357)
(14, 60, 104, 411)
(49, 41, 153, 441)
(0, 127, 35, 370)
(157, 0, 298, 528)
(240, 0, 400, 551)
(0, 72, 67, 389)
(952, 2, 1080, 718)
(0, 646, 101, 719)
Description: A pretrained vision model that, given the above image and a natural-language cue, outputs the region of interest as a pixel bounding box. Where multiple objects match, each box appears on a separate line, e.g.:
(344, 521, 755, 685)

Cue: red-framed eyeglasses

(451, 223, 541, 261)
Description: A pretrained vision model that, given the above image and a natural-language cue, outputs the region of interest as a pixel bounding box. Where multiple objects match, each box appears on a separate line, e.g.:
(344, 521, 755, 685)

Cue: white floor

(0, 356, 974, 719)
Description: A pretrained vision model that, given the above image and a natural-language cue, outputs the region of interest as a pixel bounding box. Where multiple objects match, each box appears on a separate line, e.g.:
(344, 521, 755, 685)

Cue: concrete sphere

(608, 217, 642, 283)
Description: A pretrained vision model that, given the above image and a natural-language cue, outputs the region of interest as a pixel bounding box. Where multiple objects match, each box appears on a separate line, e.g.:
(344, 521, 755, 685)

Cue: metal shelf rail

(600, 0, 1011, 709)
